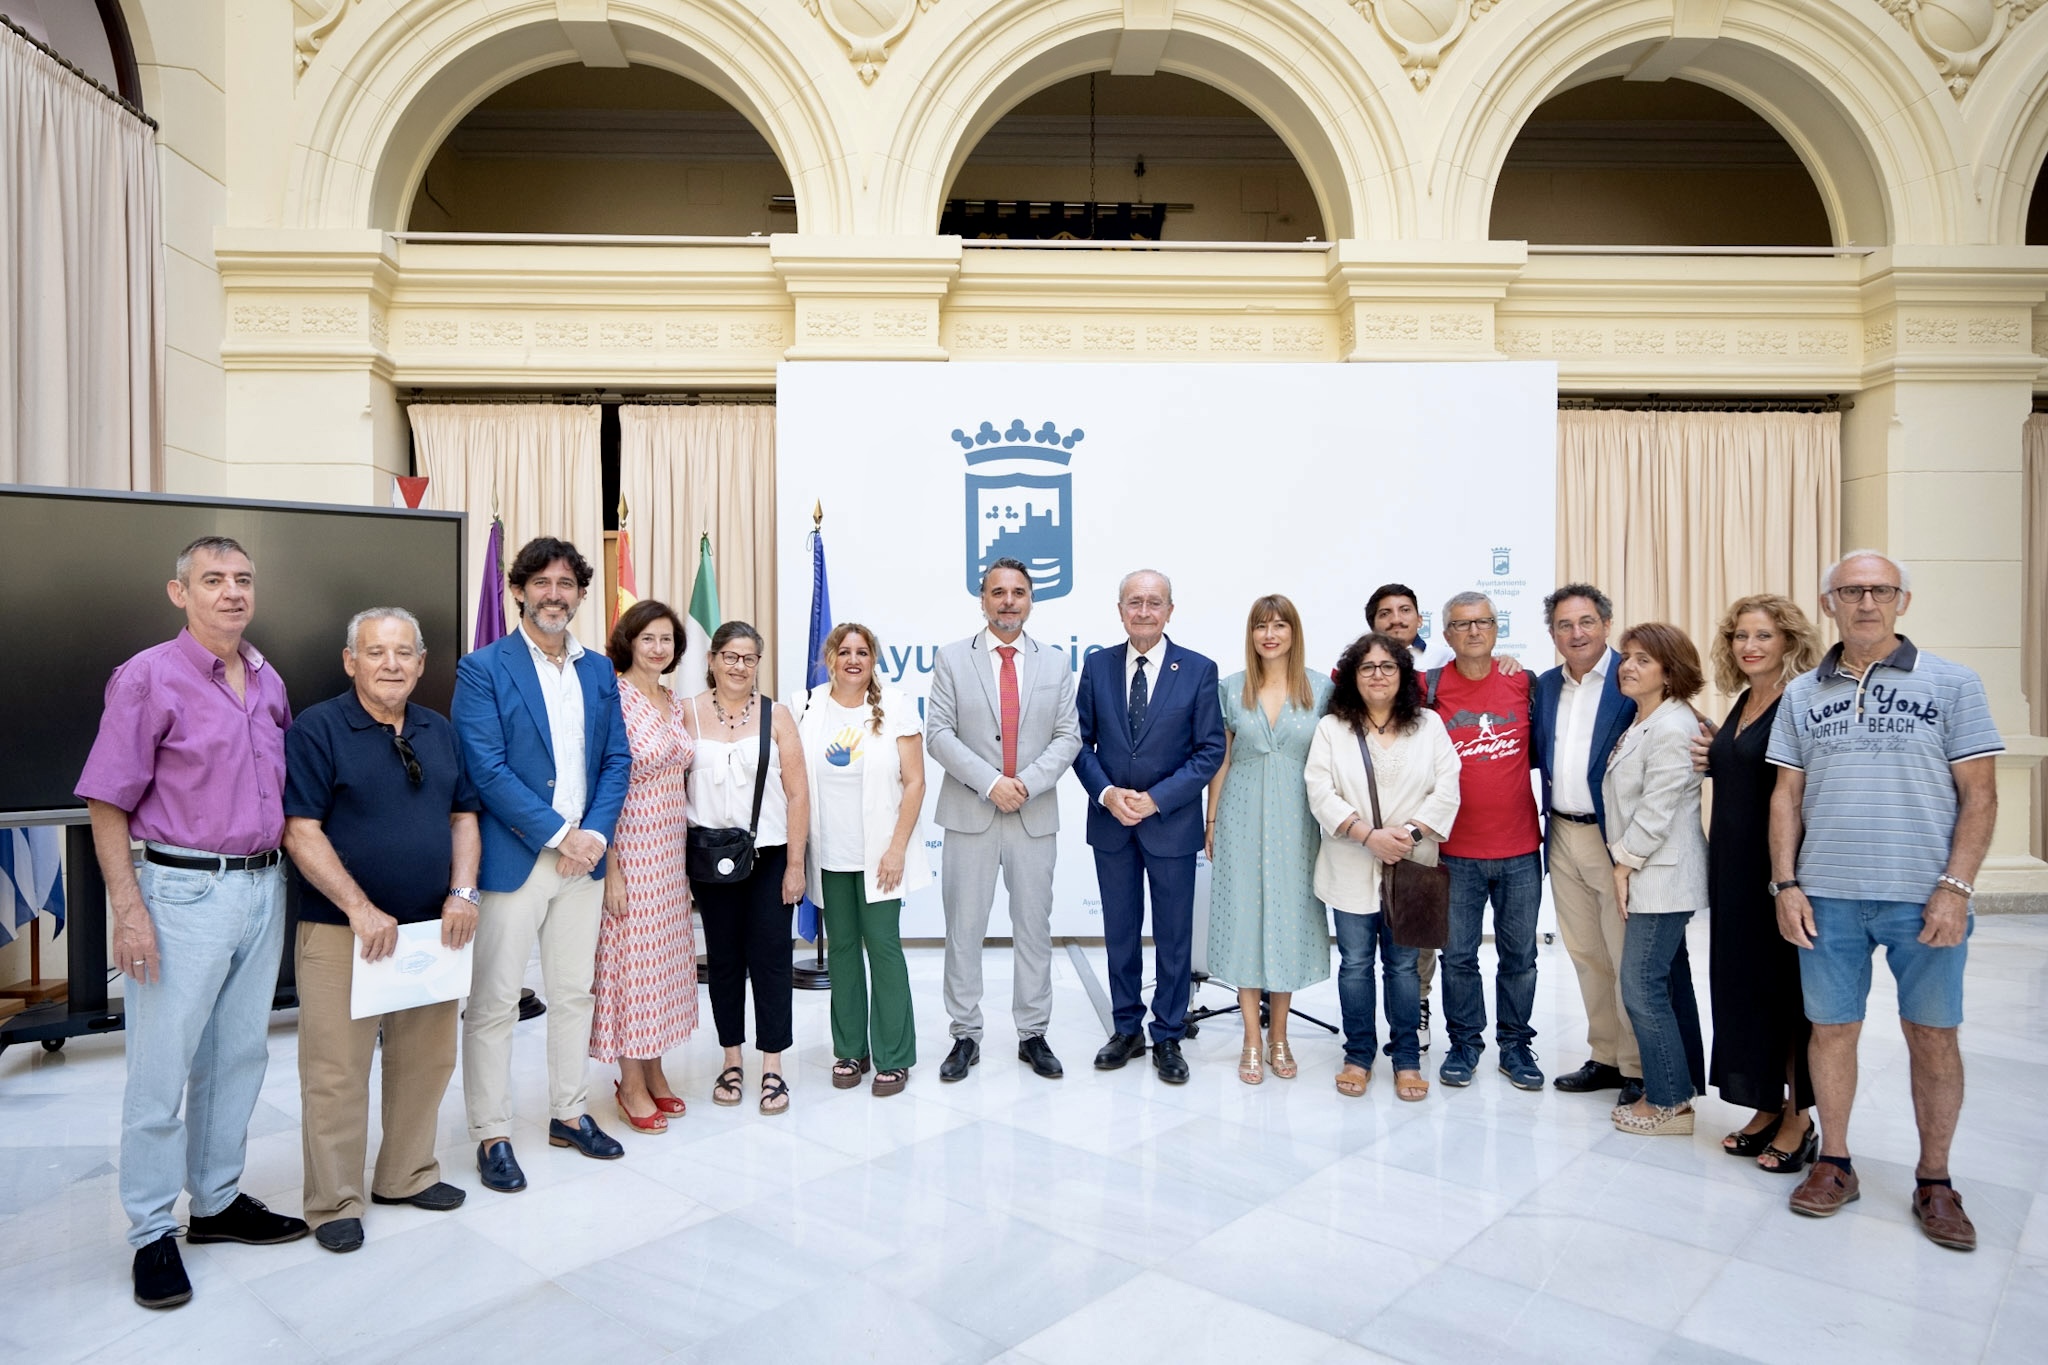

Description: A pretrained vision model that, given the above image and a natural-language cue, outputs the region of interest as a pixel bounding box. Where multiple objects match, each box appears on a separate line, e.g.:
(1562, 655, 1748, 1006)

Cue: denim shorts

(1798, 897, 1970, 1028)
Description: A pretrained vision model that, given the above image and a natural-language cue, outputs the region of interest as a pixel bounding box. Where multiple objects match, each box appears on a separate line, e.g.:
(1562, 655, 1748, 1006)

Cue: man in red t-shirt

(1428, 592, 1545, 1091)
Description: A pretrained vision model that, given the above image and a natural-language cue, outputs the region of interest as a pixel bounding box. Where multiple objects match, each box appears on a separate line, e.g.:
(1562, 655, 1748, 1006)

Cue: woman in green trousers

(796, 622, 931, 1095)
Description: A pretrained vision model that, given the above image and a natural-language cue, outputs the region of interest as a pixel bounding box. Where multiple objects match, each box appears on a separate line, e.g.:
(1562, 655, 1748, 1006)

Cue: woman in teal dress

(1205, 594, 1333, 1085)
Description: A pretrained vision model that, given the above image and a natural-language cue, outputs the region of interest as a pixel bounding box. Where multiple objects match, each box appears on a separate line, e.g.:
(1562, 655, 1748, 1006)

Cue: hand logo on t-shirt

(826, 726, 865, 768)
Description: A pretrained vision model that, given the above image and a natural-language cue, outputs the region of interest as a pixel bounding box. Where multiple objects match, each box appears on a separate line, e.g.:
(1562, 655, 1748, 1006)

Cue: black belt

(1549, 810, 1599, 825)
(145, 847, 283, 873)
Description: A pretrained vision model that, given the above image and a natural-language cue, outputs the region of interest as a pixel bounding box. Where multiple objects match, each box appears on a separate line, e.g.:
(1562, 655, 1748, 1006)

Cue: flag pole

(793, 499, 831, 993)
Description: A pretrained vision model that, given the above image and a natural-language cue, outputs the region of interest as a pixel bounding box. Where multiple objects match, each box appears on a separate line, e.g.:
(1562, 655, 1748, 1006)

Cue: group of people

(77, 533, 2001, 1312)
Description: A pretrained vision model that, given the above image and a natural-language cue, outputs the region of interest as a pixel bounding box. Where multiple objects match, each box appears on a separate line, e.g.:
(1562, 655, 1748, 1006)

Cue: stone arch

(1960, 24, 2048, 244)
(1432, 0, 1964, 246)
(881, 0, 1410, 240)
(289, 0, 844, 232)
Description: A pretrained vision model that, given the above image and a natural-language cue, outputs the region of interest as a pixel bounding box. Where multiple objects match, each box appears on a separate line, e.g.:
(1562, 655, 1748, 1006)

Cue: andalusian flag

(680, 533, 719, 689)
(613, 502, 639, 629)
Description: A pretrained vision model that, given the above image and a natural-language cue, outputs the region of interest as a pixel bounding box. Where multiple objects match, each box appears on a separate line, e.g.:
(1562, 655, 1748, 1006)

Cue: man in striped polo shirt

(1766, 550, 2002, 1251)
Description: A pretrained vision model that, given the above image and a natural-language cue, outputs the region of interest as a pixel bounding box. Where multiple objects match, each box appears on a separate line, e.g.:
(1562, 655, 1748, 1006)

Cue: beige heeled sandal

(1265, 1039, 1298, 1080)
(1238, 1046, 1264, 1085)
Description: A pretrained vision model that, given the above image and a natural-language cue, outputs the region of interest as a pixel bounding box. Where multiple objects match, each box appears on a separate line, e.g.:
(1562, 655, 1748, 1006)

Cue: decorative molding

(1210, 324, 1264, 352)
(234, 305, 291, 335)
(1147, 324, 1199, 352)
(1338, 319, 1357, 352)
(600, 320, 655, 348)
(471, 320, 525, 347)
(535, 320, 590, 348)
(2033, 322, 2048, 356)
(730, 321, 786, 348)
(1736, 328, 1789, 355)
(1613, 327, 1666, 355)
(1675, 328, 1725, 355)
(953, 322, 1011, 350)
(1865, 318, 1895, 351)
(1018, 322, 1072, 351)
(404, 319, 459, 347)
(1429, 312, 1485, 344)
(1350, 1, 1499, 90)
(1797, 328, 1851, 355)
(294, 0, 358, 78)
(1272, 324, 1327, 353)
(1497, 327, 1543, 355)
(1359, 312, 1420, 341)
(1903, 314, 1960, 346)
(1082, 323, 1138, 352)
(667, 321, 720, 349)
(300, 305, 359, 336)
(1969, 314, 2024, 345)
(801, 0, 936, 85)
(368, 313, 388, 348)
(1551, 327, 1604, 355)
(1875, 0, 2045, 97)
(873, 310, 929, 339)
(807, 310, 862, 340)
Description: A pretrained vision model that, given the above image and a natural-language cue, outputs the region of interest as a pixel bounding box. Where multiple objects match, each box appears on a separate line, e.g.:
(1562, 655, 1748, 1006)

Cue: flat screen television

(0, 486, 466, 822)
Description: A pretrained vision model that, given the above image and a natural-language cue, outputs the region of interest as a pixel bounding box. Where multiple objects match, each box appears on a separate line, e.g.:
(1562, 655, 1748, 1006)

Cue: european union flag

(797, 526, 831, 943)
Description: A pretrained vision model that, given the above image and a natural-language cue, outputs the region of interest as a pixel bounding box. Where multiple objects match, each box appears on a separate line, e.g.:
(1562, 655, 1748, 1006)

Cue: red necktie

(996, 645, 1020, 778)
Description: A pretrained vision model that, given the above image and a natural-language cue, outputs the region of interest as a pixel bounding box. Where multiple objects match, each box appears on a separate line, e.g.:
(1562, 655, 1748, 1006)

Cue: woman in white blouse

(796, 623, 931, 1097)
(1305, 632, 1461, 1101)
(1604, 622, 1710, 1136)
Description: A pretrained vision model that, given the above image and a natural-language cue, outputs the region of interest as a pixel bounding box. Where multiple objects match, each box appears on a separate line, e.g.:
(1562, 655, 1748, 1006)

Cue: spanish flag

(613, 501, 639, 628)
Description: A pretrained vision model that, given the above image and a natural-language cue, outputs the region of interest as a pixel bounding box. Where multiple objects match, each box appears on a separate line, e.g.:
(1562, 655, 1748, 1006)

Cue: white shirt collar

(520, 625, 585, 663)
(983, 627, 1028, 654)
(1563, 649, 1609, 686)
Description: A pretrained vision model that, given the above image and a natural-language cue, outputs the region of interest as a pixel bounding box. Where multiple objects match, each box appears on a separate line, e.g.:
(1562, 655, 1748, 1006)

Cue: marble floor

(2, 918, 2044, 1364)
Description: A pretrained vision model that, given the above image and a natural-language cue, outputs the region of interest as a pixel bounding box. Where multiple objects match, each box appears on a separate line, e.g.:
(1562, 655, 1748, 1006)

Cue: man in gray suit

(926, 556, 1082, 1081)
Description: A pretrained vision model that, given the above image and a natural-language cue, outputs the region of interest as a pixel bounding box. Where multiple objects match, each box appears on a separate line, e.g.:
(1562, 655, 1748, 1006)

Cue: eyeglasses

(1356, 661, 1402, 676)
(1828, 584, 1902, 604)
(1443, 618, 1497, 633)
(717, 652, 761, 668)
(388, 729, 422, 787)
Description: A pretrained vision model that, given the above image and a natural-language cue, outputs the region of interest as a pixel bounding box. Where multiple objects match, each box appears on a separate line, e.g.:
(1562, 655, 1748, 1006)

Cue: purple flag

(473, 516, 507, 650)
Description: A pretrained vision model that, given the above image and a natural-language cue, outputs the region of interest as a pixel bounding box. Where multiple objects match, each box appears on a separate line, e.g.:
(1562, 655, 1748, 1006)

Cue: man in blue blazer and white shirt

(1074, 570, 1226, 1083)
(453, 537, 633, 1191)
(1529, 582, 1643, 1105)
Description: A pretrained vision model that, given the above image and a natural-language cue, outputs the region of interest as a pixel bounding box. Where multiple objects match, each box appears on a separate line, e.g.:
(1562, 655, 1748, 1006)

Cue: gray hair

(344, 607, 426, 656)
(1443, 590, 1494, 621)
(1822, 548, 1912, 595)
(1117, 569, 1173, 604)
(175, 535, 251, 583)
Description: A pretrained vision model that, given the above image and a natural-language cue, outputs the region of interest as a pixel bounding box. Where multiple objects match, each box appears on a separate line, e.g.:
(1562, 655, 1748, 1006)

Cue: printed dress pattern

(589, 682, 699, 1061)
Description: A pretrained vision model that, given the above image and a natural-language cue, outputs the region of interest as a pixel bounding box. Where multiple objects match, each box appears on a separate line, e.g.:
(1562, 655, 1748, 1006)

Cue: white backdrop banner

(776, 361, 1558, 938)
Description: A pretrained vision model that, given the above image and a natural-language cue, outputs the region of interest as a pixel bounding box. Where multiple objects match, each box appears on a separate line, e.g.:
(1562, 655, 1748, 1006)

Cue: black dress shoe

(314, 1218, 364, 1253)
(1018, 1035, 1064, 1079)
(185, 1193, 310, 1245)
(518, 988, 547, 1021)
(939, 1037, 980, 1082)
(133, 1233, 192, 1310)
(1618, 1077, 1646, 1107)
(549, 1115, 625, 1160)
(1551, 1059, 1626, 1093)
(371, 1181, 467, 1211)
(1152, 1038, 1190, 1084)
(1094, 1032, 1147, 1070)
(477, 1139, 527, 1192)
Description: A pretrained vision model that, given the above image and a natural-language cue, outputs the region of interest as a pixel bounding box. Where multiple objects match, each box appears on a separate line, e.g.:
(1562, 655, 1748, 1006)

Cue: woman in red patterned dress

(589, 600, 698, 1132)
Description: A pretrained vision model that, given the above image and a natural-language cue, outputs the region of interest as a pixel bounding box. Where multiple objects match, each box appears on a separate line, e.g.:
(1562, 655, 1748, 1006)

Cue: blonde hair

(1239, 594, 1314, 713)
(821, 621, 884, 734)
(1711, 594, 1821, 694)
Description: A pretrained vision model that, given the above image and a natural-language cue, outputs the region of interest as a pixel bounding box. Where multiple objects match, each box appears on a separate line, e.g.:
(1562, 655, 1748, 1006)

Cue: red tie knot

(996, 645, 1017, 660)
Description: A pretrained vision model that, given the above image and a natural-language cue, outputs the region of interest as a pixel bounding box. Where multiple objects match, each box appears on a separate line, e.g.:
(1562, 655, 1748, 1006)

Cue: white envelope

(349, 920, 473, 1020)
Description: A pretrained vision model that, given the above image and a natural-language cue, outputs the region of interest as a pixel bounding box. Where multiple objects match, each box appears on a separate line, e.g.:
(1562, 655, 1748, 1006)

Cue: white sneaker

(1418, 996, 1433, 1052)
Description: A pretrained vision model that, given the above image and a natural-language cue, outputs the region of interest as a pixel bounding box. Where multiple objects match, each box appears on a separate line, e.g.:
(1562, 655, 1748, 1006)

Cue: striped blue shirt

(1767, 637, 2003, 901)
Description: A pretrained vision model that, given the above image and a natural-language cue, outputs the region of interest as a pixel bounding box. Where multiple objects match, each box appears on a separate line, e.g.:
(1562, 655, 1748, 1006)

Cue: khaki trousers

(1548, 818, 1641, 1076)
(295, 922, 457, 1226)
(464, 852, 603, 1141)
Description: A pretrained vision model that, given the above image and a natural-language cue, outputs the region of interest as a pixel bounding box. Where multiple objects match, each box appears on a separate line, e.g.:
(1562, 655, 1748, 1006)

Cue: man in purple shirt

(77, 536, 311, 1311)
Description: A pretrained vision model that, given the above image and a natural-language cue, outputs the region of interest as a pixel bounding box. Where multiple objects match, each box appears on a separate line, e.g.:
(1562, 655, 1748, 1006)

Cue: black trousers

(692, 845, 794, 1053)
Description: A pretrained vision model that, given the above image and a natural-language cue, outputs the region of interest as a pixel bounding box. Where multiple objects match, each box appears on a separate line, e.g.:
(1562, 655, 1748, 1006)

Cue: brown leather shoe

(1788, 1161, 1860, 1217)
(1911, 1184, 1977, 1251)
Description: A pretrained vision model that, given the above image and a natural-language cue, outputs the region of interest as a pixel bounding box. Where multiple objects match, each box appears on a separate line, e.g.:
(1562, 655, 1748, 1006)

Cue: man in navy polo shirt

(282, 608, 482, 1254)
(1768, 550, 2001, 1251)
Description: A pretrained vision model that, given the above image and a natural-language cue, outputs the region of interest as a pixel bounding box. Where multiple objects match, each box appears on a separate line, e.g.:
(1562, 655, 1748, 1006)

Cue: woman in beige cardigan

(1305, 632, 1461, 1101)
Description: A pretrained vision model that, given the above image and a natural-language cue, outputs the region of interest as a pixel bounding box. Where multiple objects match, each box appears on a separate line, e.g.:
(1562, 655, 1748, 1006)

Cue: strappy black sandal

(1758, 1119, 1818, 1174)
(1723, 1113, 1783, 1157)
(759, 1071, 790, 1115)
(712, 1065, 744, 1107)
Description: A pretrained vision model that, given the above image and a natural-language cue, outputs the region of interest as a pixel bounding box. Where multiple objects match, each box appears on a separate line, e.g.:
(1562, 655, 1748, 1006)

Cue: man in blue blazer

(1529, 582, 1643, 1105)
(453, 537, 633, 1191)
(1074, 570, 1226, 1083)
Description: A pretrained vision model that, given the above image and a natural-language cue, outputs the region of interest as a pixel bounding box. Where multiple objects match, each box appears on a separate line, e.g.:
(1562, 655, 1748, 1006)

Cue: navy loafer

(477, 1139, 527, 1193)
(371, 1181, 467, 1212)
(548, 1115, 625, 1160)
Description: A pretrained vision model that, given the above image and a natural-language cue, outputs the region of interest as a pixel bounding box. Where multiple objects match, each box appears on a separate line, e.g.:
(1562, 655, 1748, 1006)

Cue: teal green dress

(1206, 671, 1333, 992)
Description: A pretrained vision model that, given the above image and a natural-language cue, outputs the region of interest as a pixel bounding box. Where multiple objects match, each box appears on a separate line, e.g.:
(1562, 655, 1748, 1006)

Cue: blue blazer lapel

(501, 633, 556, 763)
(1134, 640, 1182, 745)
(1107, 642, 1131, 740)
(576, 652, 610, 789)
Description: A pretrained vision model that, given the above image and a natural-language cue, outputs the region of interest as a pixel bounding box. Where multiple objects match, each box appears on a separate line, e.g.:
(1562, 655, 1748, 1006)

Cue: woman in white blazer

(1306, 632, 1461, 1102)
(1603, 622, 1710, 1137)
(796, 623, 931, 1096)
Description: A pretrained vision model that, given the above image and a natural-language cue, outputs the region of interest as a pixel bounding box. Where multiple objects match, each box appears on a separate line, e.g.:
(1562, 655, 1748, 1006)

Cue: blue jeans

(1442, 853, 1541, 1053)
(1333, 909, 1420, 1070)
(121, 848, 285, 1246)
(1619, 911, 1706, 1109)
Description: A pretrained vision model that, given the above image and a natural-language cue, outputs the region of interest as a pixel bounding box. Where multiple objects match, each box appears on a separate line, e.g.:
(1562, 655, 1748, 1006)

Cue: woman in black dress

(1703, 593, 1821, 1172)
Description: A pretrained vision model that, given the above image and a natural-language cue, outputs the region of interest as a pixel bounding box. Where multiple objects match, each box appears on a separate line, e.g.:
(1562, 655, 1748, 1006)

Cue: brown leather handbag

(1357, 732, 1451, 950)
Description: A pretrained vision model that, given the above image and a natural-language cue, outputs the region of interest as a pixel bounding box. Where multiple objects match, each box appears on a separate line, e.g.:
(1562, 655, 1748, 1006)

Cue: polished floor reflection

(2, 918, 2042, 1363)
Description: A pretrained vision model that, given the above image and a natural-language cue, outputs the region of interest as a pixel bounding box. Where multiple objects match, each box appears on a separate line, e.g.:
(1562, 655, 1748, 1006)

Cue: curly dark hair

(607, 599, 686, 675)
(506, 537, 594, 609)
(1326, 632, 1421, 736)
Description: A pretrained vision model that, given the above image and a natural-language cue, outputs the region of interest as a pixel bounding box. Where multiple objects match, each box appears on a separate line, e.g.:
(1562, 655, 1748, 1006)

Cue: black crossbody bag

(1357, 731, 1451, 950)
(686, 697, 774, 884)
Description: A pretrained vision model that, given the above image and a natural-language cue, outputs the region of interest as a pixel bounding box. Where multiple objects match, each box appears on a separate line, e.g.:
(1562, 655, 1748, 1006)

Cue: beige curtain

(1557, 409, 1840, 719)
(408, 404, 605, 653)
(2025, 415, 2048, 856)
(0, 19, 162, 489)
(619, 404, 779, 689)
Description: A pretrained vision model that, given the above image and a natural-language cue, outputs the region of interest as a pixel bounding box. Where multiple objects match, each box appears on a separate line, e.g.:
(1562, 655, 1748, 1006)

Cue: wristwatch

(1766, 878, 1800, 897)
(448, 886, 481, 906)
(1404, 822, 1424, 842)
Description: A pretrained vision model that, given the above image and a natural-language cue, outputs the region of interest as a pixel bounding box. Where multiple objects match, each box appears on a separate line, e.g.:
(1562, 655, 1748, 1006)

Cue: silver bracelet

(1936, 873, 1974, 898)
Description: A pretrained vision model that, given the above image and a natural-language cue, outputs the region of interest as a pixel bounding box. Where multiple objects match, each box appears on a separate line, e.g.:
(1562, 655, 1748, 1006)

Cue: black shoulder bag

(686, 696, 774, 884)
(1357, 731, 1451, 950)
